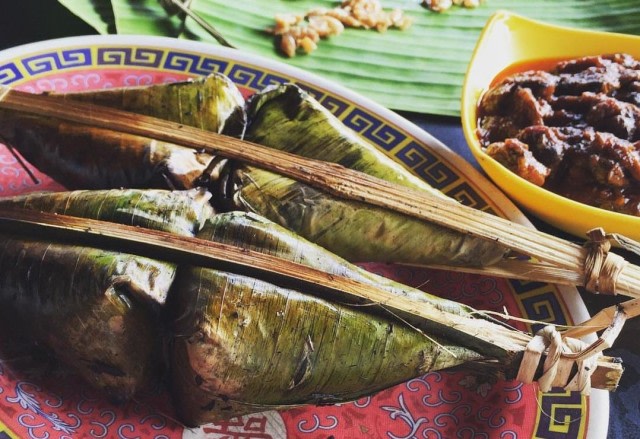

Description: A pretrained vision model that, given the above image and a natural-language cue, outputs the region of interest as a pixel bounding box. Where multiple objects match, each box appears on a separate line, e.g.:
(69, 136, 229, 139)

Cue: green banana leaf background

(59, 0, 640, 116)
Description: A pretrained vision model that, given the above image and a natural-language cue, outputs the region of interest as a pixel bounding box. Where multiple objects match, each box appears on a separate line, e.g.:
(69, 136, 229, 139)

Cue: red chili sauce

(476, 54, 640, 216)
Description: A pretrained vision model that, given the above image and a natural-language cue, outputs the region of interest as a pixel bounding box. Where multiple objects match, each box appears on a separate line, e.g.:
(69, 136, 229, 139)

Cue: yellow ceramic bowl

(461, 11, 640, 241)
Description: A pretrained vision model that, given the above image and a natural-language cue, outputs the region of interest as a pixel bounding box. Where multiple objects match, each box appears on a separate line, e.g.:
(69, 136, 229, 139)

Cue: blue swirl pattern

(97, 48, 162, 68)
(164, 52, 227, 75)
(7, 382, 79, 436)
(0, 62, 23, 85)
(535, 390, 586, 438)
(342, 108, 404, 152)
(23, 49, 91, 75)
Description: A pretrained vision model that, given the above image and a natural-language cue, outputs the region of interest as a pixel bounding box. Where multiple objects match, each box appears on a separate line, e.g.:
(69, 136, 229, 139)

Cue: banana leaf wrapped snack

(244, 84, 444, 196)
(58, 72, 246, 136)
(0, 189, 213, 403)
(0, 77, 506, 268)
(0, 73, 244, 190)
(234, 85, 505, 266)
(169, 211, 494, 425)
(0, 189, 614, 426)
(0, 76, 629, 425)
(0, 239, 171, 403)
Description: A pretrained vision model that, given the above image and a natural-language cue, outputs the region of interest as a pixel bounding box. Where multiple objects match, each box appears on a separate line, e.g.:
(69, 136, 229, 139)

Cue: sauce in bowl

(477, 54, 640, 216)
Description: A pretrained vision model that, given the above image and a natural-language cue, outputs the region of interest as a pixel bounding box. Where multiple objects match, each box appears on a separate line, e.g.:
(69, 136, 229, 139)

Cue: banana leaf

(170, 267, 483, 425)
(0, 236, 172, 403)
(55, 72, 247, 136)
(168, 211, 510, 425)
(230, 165, 506, 266)
(0, 188, 213, 402)
(58, 0, 114, 34)
(58, 0, 640, 115)
(0, 193, 191, 403)
(0, 188, 214, 237)
(199, 211, 475, 317)
(184, 211, 522, 353)
(245, 84, 447, 198)
(235, 83, 507, 266)
(0, 112, 219, 191)
(0, 73, 245, 190)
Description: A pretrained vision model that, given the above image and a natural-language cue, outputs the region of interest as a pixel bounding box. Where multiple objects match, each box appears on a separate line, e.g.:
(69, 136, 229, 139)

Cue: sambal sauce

(477, 53, 640, 216)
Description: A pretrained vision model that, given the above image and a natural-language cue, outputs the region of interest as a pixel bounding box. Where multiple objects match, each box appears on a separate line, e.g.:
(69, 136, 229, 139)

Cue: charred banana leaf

(170, 212, 486, 425)
(56, 73, 246, 136)
(0, 73, 244, 190)
(202, 211, 473, 317)
(0, 188, 214, 237)
(228, 84, 507, 266)
(183, 211, 523, 357)
(171, 269, 483, 425)
(227, 166, 506, 267)
(0, 189, 214, 401)
(245, 84, 447, 198)
(0, 114, 216, 190)
(0, 237, 174, 403)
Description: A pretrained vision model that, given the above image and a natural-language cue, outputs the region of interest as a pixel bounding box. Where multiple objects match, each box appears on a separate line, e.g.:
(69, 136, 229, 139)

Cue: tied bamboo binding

(584, 228, 629, 295)
(516, 311, 626, 394)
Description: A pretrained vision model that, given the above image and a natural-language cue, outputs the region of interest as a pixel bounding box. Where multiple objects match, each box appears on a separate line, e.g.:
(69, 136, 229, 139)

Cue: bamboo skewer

(159, 0, 236, 48)
(564, 297, 640, 339)
(0, 88, 581, 264)
(430, 257, 640, 293)
(424, 259, 585, 286)
(0, 86, 636, 298)
(0, 207, 623, 390)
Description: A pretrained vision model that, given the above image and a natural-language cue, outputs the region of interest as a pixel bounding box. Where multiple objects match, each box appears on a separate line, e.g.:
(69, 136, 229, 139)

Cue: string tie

(583, 228, 629, 295)
(516, 307, 627, 393)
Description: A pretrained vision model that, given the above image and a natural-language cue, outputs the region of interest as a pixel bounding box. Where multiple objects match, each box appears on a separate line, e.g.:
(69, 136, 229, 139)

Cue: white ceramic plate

(0, 36, 605, 439)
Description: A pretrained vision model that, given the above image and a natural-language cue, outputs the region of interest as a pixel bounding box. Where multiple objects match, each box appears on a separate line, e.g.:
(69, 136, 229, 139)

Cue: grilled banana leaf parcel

(228, 166, 506, 267)
(0, 189, 213, 401)
(0, 77, 508, 268)
(170, 267, 483, 425)
(0, 74, 244, 191)
(0, 238, 174, 403)
(238, 84, 508, 266)
(170, 211, 489, 425)
(245, 84, 447, 198)
(199, 211, 474, 317)
(0, 114, 217, 190)
(0, 188, 214, 237)
(55, 72, 247, 136)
